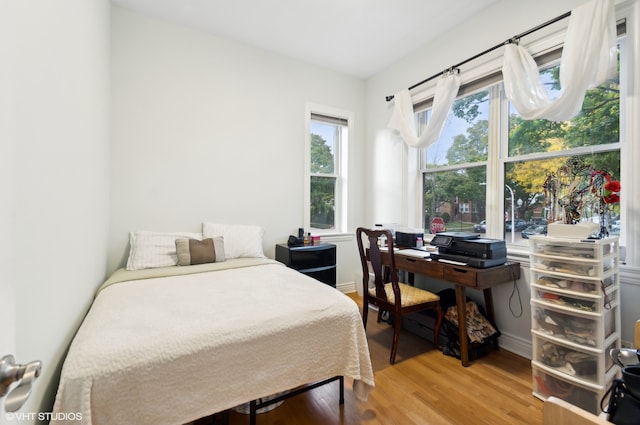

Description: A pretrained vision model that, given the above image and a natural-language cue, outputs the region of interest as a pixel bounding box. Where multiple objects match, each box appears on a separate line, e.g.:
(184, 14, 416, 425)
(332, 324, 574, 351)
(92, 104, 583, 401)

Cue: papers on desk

(436, 258, 468, 266)
(378, 246, 397, 253)
(396, 249, 430, 259)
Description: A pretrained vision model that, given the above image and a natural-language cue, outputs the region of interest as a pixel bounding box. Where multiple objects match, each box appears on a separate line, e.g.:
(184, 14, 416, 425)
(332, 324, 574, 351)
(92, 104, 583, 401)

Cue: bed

(50, 225, 375, 425)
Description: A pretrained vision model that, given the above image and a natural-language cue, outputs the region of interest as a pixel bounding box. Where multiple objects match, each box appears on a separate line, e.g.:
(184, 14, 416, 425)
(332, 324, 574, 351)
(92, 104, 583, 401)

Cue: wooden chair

(356, 227, 443, 364)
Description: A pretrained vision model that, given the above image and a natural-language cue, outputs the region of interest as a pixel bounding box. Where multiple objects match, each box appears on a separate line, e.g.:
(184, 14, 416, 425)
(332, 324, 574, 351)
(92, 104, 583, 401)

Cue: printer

(429, 232, 507, 268)
(394, 228, 425, 248)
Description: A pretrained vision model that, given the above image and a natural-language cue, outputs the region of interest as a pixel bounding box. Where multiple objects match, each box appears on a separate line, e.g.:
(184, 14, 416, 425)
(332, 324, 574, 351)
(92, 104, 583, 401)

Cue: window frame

(412, 5, 638, 267)
(304, 103, 352, 234)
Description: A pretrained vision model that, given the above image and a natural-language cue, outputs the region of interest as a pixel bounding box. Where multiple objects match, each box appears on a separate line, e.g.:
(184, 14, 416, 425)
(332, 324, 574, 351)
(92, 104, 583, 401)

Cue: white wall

(109, 6, 366, 287)
(0, 0, 20, 373)
(4, 0, 111, 420)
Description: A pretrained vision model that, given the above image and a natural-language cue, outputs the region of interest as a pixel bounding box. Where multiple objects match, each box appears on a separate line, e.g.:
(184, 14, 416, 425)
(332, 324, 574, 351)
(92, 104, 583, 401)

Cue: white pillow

(126, 230, 203, 270)
(202, 222, 265, 259)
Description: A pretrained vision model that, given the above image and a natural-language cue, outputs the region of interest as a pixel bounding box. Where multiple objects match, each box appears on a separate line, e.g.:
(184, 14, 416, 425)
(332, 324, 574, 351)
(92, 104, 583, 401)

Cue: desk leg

(455, 285, 470, 367)
(483, 288, 500, 350)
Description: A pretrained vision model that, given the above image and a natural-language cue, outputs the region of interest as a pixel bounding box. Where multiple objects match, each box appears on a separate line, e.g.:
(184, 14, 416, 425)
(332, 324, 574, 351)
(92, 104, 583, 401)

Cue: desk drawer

(443, 265, 477, 287)
(394, 255, 443, 279)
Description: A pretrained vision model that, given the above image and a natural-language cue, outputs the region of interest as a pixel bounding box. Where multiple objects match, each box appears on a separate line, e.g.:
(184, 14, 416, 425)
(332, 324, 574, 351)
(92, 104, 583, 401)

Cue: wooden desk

(384, 250, 520, 366)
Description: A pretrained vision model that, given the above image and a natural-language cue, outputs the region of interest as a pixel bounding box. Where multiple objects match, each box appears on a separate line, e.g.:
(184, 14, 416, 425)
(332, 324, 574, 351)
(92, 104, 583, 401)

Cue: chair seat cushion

(369, 282, 439, 307)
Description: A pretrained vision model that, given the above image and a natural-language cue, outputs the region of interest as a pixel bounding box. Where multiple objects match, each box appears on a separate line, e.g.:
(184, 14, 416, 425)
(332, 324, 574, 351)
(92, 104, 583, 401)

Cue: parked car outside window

(473, 220, 486, 233)
(529, 217, 548, 226)
(521, 224, 547, 239)
(611, 220, 620, 235)
(505, 219, 527, 232)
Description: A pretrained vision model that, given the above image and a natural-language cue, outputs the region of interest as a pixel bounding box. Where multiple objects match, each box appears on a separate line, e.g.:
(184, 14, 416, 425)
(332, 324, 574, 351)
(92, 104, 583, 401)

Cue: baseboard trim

(337, 281, 356, 294)
(497, 331, 532, 360)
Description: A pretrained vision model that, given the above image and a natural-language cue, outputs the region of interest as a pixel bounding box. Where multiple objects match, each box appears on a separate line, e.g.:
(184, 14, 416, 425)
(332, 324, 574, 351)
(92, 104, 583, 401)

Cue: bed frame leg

(247, 376, 344, 424)
(249, 400, 257, 425)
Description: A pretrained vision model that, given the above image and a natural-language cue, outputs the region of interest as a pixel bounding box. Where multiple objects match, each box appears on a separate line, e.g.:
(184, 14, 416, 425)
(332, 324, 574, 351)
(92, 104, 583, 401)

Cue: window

(419, 88, 491, 234)
(504, 63, 621, 247)
(305, 105, 351, 233)
(416, 15, 630, 256)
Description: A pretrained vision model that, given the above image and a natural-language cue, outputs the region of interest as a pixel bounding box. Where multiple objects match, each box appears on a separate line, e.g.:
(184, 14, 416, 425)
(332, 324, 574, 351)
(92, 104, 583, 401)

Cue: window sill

(310, 231, 354, 243)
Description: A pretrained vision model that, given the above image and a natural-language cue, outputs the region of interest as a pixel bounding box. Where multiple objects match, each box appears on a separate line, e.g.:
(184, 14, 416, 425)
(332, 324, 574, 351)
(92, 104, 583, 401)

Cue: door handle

(0, 355, 42, 412)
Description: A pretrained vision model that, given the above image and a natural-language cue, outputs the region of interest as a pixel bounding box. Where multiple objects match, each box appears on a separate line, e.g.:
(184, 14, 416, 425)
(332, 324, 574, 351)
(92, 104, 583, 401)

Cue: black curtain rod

(385, 11, 572, 102)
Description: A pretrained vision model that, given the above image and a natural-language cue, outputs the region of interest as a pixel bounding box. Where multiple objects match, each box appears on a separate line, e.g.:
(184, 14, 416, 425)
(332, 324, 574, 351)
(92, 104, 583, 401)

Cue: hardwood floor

(197, 293, 543, 425)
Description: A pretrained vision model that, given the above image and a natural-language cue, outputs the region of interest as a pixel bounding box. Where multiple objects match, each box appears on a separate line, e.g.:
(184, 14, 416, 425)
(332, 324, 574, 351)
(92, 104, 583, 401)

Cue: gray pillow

(175, 237, 225, 265)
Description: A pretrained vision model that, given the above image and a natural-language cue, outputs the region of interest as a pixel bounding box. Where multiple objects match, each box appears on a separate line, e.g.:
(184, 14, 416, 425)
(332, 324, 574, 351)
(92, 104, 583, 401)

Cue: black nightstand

(275, 243, 337, 287)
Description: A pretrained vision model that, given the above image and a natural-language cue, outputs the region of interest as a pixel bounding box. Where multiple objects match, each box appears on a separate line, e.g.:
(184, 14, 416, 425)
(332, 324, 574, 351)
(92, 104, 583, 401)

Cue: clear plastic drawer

(532, 365, 608, 415)
(531, 274, 617, 314)
(533, 338, 616, 385)
(532, 272, 616, 294)
(532, 302, 616, 348)
(529, 236, 618, 260)
(530, 255, 615, 277)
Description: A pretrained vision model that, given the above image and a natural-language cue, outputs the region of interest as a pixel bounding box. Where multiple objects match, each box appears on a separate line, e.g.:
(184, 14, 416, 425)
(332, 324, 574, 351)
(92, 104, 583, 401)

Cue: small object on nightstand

(287, 235, 303, 247)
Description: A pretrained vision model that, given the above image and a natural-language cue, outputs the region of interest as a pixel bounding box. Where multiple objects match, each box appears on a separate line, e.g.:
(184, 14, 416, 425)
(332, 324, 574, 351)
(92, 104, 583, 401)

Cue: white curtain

(387, 73, 461, 149)
(502, 0, 617, 121)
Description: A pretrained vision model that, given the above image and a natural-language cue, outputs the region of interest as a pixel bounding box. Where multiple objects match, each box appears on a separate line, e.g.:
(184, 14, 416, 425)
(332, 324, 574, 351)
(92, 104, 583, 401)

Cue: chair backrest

(356, 227, 400, 305)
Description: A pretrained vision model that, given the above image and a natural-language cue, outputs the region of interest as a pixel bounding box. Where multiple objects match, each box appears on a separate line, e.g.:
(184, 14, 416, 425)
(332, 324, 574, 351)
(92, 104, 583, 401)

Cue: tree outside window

(310, 135, 335, 230)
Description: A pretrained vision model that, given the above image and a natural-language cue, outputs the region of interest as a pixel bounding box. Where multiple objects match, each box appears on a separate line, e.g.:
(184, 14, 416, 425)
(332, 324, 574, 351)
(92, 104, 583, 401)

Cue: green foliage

(423, 167, 486, 225)
(447, 120, 489, 164)
(311, 134, 334, 174)
(452, 92, 487, 123)
(310, 176, 335, 228)
(310, 133, 336, 228)
(508, 117, 564, 156)
(425, 61, 620, 224)
(567, 83, 619, 145)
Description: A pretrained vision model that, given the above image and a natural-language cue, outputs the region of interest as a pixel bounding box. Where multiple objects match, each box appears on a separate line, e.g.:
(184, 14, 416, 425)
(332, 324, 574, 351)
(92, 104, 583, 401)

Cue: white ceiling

(111, 0, 498, 79)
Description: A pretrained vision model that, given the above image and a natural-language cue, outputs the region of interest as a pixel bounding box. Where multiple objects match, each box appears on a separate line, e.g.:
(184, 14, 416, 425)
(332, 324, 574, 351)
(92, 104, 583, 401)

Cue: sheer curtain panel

(387, 73, 461, 149)
(502, 0, 617, 121)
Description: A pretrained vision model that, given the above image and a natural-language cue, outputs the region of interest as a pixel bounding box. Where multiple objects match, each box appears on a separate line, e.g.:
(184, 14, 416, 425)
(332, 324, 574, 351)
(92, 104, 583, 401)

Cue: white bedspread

(51, 259, 374, 425)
